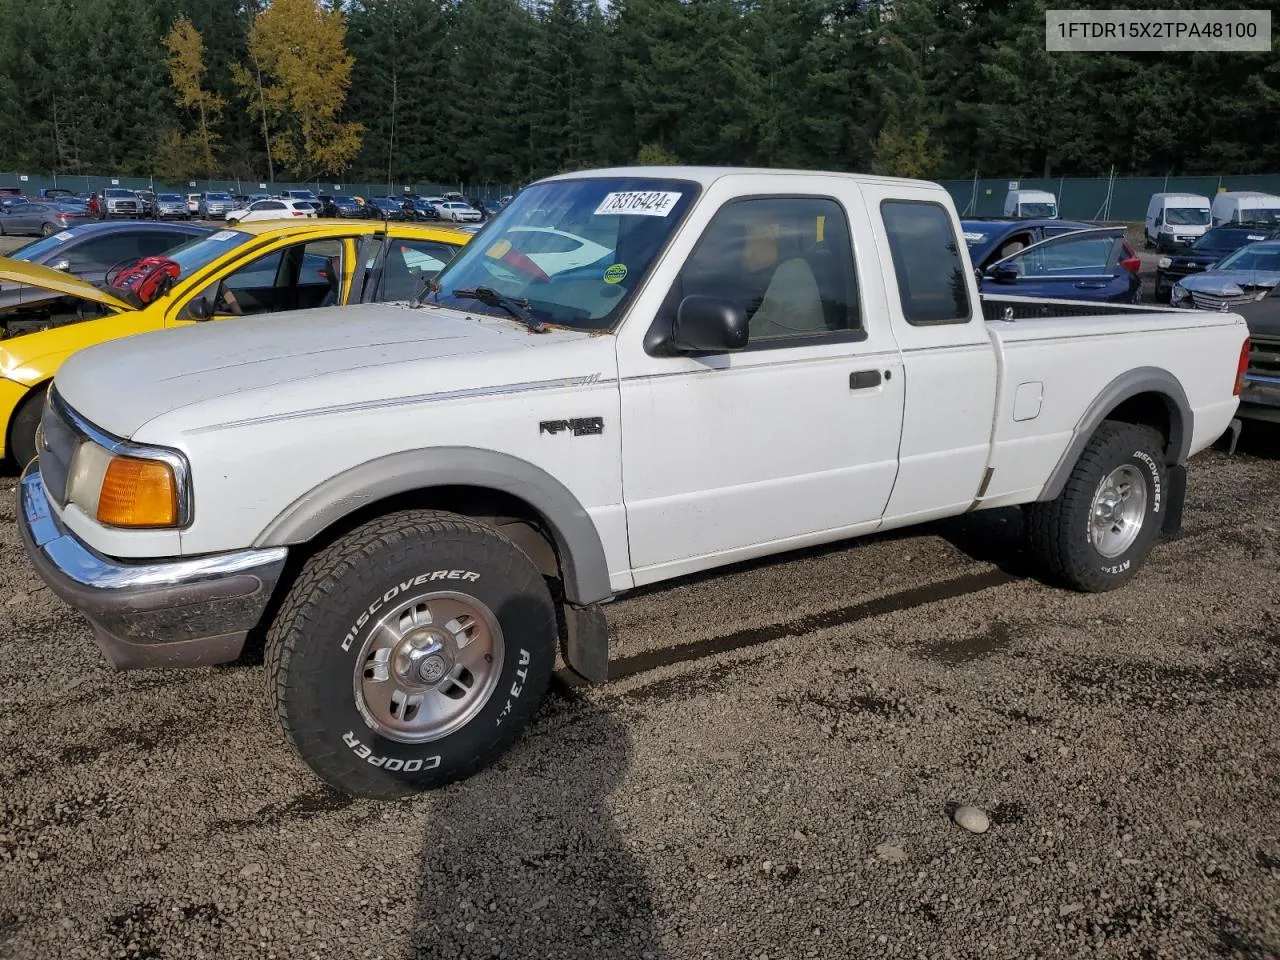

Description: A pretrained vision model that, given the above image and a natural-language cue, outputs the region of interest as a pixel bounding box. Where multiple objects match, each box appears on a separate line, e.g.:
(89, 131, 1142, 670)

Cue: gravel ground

(0, 424, 1277, 960)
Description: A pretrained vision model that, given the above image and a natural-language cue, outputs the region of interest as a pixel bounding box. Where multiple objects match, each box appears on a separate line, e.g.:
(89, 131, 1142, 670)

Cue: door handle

(849, 369, 882, 390)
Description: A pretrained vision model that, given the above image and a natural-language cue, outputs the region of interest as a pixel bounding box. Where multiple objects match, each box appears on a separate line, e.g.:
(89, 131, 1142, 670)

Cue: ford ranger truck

(18, 167, 1250, 799)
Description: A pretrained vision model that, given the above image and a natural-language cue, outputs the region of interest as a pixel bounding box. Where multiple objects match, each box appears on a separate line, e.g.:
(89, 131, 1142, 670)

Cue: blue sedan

(962, 218, 1097, 273)
(976, 226, 1143, 304)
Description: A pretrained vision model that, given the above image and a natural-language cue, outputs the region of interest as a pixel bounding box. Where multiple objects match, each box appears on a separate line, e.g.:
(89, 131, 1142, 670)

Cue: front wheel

(265, 510, 558, 799)
(8, 388, 45, 468)
(1026, 422, 1167, 592)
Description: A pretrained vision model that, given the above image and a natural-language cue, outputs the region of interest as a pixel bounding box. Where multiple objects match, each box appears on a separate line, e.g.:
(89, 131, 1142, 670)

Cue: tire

(9, 388, 45, 469)
(40, 222, 54, 237)
(265, 509, 558, 799)
(1026, 422, 1167, 592)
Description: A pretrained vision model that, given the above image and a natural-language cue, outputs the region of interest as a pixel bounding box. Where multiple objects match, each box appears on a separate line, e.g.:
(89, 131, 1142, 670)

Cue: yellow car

(0, 218, 469, 465)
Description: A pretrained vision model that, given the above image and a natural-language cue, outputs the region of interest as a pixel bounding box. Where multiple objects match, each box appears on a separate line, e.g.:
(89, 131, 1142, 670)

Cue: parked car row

(0, 218, 471, 463)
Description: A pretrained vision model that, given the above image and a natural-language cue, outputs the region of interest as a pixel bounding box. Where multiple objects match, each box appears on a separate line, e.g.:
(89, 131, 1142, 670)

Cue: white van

(1210, 191, 1280, 227)
(1144, 193, 1212, 251)
(1003, 189, 1058, 219)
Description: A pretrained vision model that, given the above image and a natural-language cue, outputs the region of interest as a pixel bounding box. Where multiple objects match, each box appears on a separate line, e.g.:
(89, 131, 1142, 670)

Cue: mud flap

(1162, 463, 1186, 538)
(561, 603, 609, 684)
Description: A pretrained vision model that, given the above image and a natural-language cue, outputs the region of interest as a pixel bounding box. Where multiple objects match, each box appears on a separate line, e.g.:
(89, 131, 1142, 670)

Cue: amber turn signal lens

(96, 456, 178, 528)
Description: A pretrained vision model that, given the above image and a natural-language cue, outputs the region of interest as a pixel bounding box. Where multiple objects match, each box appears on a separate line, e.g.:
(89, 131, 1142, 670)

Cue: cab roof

(539, 165, 947, 193)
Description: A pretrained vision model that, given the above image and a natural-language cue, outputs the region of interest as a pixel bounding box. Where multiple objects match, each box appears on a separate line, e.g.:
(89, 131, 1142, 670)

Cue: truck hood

(0, 258, 133, 312)
(1180, 269, 1280, 296)
(54, 302, 603, 438)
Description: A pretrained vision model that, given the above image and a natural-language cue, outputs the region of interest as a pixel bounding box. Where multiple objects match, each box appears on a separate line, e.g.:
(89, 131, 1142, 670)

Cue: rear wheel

(1026, 422, 1167, 592)
(265, 510, 558, 799)
(40, 223, 54, 237)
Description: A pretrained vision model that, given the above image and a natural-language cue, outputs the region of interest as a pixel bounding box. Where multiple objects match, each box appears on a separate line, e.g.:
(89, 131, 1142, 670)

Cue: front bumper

(17, 465, 287, 669)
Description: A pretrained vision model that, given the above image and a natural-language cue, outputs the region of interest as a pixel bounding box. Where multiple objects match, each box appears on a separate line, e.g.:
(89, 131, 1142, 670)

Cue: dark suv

(1154, 223, 1280, 302)
(319, 194, 366, 218)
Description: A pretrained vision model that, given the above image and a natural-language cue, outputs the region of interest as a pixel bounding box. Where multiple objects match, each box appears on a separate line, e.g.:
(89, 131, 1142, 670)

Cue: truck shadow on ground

(408, 680, 664, 960)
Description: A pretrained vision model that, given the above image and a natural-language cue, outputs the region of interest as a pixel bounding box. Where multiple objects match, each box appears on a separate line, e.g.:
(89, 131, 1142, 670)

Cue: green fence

(939, 174, 1280, 221)
(0, 172, 519, 203)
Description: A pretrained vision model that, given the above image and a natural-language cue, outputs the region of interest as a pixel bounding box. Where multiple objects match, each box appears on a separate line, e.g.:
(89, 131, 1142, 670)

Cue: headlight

(1158, 257, 1172, 269)
(66, 440, 181, 528)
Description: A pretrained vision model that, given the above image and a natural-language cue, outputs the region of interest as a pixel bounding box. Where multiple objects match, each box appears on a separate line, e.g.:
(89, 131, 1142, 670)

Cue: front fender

(252, 446, 613, 606)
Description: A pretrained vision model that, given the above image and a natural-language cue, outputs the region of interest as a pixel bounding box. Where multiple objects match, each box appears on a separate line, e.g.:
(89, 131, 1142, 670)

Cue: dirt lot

(0, 424, 1278, 960)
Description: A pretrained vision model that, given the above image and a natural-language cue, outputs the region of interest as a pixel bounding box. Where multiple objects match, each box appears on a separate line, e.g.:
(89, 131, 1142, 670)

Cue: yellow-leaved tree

(870, 122, 945, 180)
(163, 16, 225, 178)
(232, 0, 363, 179)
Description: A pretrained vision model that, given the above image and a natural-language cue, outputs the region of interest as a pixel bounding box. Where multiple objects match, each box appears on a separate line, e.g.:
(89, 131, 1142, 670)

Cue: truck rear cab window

(675, 196, 861, 344)
(881, 200, 971, 326)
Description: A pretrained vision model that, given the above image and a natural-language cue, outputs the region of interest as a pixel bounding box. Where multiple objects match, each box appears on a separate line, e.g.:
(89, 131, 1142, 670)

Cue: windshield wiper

(453, 286, 546, 333)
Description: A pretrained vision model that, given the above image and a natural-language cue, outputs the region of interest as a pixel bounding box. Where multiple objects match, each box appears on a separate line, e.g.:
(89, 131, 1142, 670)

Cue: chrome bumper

(17, 465, 287, 669)
(1240, 369, 1280, 420)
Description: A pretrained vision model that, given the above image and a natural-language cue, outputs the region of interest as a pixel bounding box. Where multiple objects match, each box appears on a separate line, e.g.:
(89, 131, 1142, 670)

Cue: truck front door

(617, 185, 905, 585)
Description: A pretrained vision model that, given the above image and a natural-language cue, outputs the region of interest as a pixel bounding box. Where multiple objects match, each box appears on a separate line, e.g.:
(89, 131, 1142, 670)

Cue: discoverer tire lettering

(265, 510, 557, 799)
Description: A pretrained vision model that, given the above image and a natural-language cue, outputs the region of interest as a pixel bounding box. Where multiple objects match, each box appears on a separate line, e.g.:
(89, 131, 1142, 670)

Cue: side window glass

(300, 239, 344, 308)
(380, 240, 459, 301)
(135, 232, 182, 259)
(676, 196, 861, 343)
(1011, 236, 1114, 277)
(66, 235, 141, 272)
(226, 250, 284, 291)
(881, 201, 970, 325)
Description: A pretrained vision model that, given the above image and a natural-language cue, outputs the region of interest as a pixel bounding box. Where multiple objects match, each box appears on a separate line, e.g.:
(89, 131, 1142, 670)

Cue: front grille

(38, 395, 78, 508)
(1190, 291, 1256, 311)
(1250, 336, 1280, 377)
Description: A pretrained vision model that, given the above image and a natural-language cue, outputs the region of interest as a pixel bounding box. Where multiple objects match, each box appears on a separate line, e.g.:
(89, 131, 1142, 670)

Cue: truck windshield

(1019, 203, 1056, 218)
(427, 177, 699, 330)
(1164, 207, 1210, 226)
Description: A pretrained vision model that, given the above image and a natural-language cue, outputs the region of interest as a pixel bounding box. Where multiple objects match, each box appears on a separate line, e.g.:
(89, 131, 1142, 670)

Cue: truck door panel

(616, 184, 905, 583)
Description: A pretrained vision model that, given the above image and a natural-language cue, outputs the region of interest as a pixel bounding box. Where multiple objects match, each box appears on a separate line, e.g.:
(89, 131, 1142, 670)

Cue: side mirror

(670, 295, 749, 353)
(185, 296, 211, 321)
(987, 263, 1019, 284)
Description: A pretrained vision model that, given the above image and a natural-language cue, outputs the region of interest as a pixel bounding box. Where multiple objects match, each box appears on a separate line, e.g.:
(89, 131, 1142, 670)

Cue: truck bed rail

(981, 296, 1178, 322)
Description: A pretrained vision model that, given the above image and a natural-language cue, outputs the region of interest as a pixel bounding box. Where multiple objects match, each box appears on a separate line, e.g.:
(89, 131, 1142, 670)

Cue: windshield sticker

(209, 230, 240, 241)
(603, 263, 628, 284)
(594, 191, 682, 217)
(53, 231, 74, 243)
(486, 239, 513, 259)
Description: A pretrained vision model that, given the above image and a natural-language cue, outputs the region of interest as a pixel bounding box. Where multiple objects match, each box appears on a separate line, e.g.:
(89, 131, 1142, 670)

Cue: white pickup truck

(19, 167, 1250, 798)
